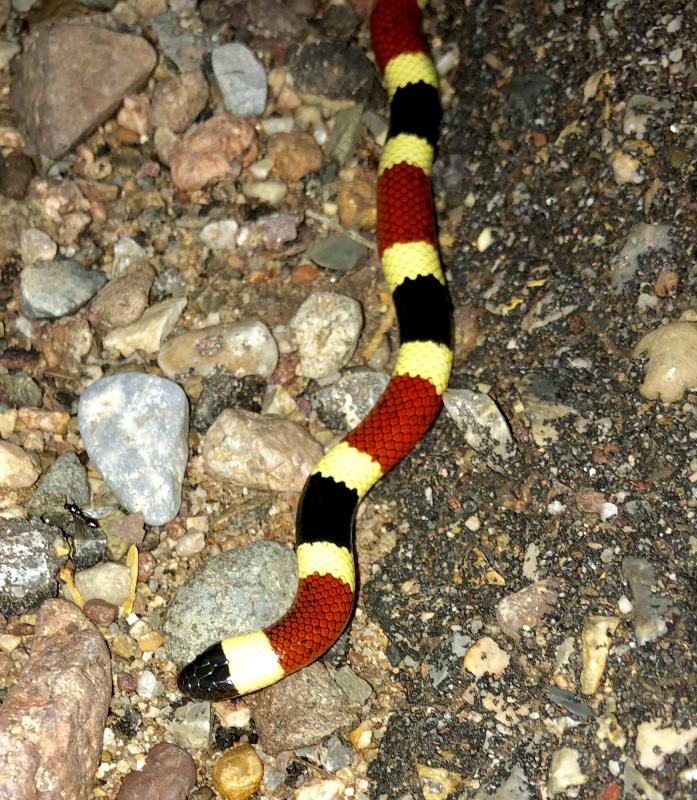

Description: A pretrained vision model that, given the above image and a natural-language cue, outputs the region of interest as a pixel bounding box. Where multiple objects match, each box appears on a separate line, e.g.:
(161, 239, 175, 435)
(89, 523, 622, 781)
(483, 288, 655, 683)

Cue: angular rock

(27, 450, 90, 529)
(0, 519, 68, 616)
(151, 69, 209, 133)
(0, 600, 111, 800)
(212, 42, 267, 117)
(0, 441, 39, 487)
(102, 297, 187, 357)
(11, 25, 156, 159)
(20, 260, 107, 320)
(77, 373, 189, 525)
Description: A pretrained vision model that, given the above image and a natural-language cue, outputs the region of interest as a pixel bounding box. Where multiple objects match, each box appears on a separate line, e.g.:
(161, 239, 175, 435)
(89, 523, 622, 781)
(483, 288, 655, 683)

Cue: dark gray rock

(20, 261, 107, 319)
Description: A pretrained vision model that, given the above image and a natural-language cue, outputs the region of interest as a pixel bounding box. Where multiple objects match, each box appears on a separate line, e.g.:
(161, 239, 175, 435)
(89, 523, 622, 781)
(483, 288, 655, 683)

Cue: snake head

(177, 642, 240, 701)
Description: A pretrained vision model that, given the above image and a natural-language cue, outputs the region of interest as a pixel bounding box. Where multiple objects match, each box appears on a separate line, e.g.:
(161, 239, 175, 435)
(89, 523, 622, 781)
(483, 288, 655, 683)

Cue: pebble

(547, 747, 587, 796)
(202, 408, 322, 492)
(72, 562, 132, 606)
(163, 540, 296, 666)
(112, 236, 148, 275)
(0, 441, 39, 487)
(635, 720, 697, 770)
(116, 742, 196, 800)
(443, 388, 516, 464)
(212, 43, 267, 117)
(267, 131, 322, 180)
(621, 557, 671, 645)
(319, 734, 354, 772)
(236, 213, 300, 252)
(26, 452, 92, 528)
(149, 11, 209, 72)
(10, 24, 156, 158)
(191, 372, 264, 432)
(169, 114, 258, 191)
(462, 636, 510, 678)
(211, 744, 264, 800)
(610, 150, 643, 184)
(168, 700, 211, 750)
(88, 264, 156, 330)
(83, 598, 119, 626)
(579, 615, 619, 695)
(610, 222, 672, 290)
(0, 371, 42, 408)
(240, 179, 287, 206)
(288, 40, 378, 103)
(415, 765, 461, 800)
(151, 68, 209, 133)
(332, 664, 373, 704)
(327, 104, 364, 166)
(296, 779, 345, 800)
(20, 228, 57, 264)
(306, 232, 367, 272)
(633, 320, 697, 402)
(0, 519, 68, 616)
(290, 292, 362, 379)
(20, 260, 107, 319)
(200, 219, 239, 250)
(102, 296, 187, 357)
(158, 320, 278, 380)
(77, 373, 189, 525)
(312, 370, 389, 430)
(496, 579, 561, 641)
(246, 662, 359, 755)
(175, 530, 206, 557)
(0, 600, 111, 799)
(136, 670, 161, 700)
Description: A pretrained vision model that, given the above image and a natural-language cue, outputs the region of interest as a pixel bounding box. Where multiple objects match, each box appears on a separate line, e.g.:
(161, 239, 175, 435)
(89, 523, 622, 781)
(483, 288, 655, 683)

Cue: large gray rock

(164, 540, 297, 666)
(11, 24, 156, 158)
(0, 600, 112, 800)
(77, 373, 189, 526)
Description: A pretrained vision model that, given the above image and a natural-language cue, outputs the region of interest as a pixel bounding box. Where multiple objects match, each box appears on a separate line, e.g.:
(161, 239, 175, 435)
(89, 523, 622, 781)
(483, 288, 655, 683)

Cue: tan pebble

(17, 407, 70, 434)
(0, 441, 39, 488)
(338, 173, 376, 230)
(0, 409, 17, 437)
(212, 743, 263, 800)
(111, 634, 136, 659)
(462, 636, 510, 679)
(0, 633, 22, 654)
(596, 712, 627, 748)
(580, 614, 619, 695)
(117, 93, 151, 136)
(295, 779, 344, 800)
(654, 270, 679, 297)
(267, 131, 322, 181)
(137, 631, 164, 652)
(633, 321, 697, 402)
(610, 150, 643, 184)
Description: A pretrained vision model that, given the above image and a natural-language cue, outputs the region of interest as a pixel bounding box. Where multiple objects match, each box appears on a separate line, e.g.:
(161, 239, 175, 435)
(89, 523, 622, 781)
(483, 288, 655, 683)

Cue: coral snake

(178, 0, 453, 700)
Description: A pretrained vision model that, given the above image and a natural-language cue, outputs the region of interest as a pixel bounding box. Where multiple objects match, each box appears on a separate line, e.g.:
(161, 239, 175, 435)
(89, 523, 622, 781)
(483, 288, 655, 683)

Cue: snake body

(178, 0, 452, 700)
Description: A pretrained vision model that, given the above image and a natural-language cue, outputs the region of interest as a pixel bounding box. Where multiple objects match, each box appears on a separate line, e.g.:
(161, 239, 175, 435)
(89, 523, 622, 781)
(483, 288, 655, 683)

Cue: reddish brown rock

(83, 598, 119, 626)
(116, 742, 197, 800)
(10, 25, 156, 158)
(88, 264, 156, 331)
(169, 114, 258, 191)
(0, 599, 112, 800)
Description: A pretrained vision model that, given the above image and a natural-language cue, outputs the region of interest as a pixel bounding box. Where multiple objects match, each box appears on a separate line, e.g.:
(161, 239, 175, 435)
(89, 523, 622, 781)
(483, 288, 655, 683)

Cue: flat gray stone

(212, 42, 267, 117)
(20, 260, 107, 319)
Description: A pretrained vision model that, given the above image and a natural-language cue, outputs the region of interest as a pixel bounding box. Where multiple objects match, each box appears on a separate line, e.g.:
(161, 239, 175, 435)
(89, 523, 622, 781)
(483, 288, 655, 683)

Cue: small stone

(633, 321, 697, 402)
(319, 734, 353, 772)
(654, 270, 679, 297)
(290, 292, 362, 379)
(327, 104, 363, 166)
(116, 742, 196, 800)
(175, 530, 206, 557)
(635, 720, 697, 770)
(78, 373, 189, 526)
(0, 153, 35, 199)
(622, 557, 671, 645)
(599, 502, 618, 521)
(580, 615, 619, 695)
(158, 320, 278, 380)
(102, 297, 187, 357)
(312, 370, 389, 430)
(137, 670, 161, 700)
(462, 636, 510, 678)
(20, 228, 57, 264)
(201, 219, 239, 250)
(151, 69, 209, 133)
(202, 409, 322, 492)
(27, 451, 90, 530)
(212, 43, 267, 117)
(72, 562, 132, 606)
(296, 779, 345, 800)
(496, 579, 561, 642)
(168, 700, 211, 750)
(83, 598, 119, 626)
(306, 232, 367, 272)
(332, 665, 373, 704)
(137, 631, 164, 652)
(117, 93, 150, 136)
(240, 179, 287, 206)
(574, 488, 605, 514)
(212, 744, 264, 800)
(443, 388, 516, 464)
(610, 150, 643, 184)
(416, 765, 462, 800)
(0, 441, 39, 487)
(338, 171, 376, 229)
(548, 747, 587, 796)
(20, 260, 107, 319)
(89, 264, 156, 330)
(170, 114, 258, 191)
(267, 131, 322, 181)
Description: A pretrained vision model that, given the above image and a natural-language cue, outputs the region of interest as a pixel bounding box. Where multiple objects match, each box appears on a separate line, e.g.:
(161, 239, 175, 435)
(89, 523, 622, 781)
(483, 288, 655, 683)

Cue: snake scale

(178, 0, 453, 700)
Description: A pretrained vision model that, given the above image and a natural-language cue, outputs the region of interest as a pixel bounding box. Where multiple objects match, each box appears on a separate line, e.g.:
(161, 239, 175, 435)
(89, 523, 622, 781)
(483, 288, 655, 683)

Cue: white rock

(548, 747, 587, 796)
(0, 442, 39, 488)
(103, 297, 187, 357)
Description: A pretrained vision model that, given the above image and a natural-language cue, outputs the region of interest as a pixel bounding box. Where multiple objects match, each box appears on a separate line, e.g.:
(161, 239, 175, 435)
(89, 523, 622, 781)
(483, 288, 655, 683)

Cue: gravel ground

(0, 0, 695, 799)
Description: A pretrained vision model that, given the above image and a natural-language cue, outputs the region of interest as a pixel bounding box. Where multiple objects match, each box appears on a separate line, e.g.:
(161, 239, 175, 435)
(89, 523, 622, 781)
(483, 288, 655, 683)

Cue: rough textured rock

(0, 519, 68, 617)
(10, 24, 156, 158)
(116, 742, 196, 800)
(0, 599, 112, 800)
(246, 662, 360, 755)
(77, 373, 189, 525)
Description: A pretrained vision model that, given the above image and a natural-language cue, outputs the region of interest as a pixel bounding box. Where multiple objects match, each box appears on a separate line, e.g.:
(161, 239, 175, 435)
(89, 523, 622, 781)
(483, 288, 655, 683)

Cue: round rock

(163, 540, 297, 665)
(77, 373, 189, 525)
